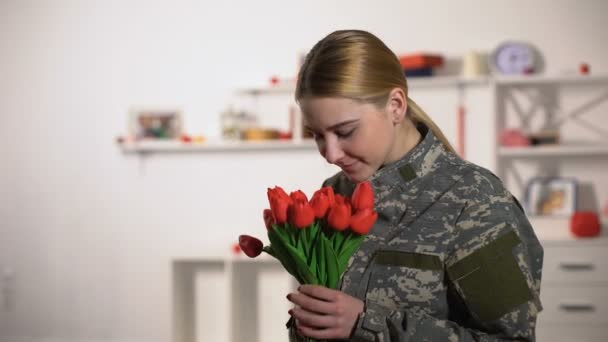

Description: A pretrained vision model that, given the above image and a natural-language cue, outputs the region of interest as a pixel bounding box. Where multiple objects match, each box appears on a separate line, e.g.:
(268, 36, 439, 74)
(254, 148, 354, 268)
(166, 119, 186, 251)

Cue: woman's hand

(287, 285, 364, 340)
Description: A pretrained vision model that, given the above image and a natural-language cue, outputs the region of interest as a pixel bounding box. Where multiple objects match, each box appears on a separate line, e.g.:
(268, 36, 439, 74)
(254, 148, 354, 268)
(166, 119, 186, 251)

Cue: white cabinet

(172, 256, 296, 342)
(536, 237, 608, 342)
(493, 75, 608, 341)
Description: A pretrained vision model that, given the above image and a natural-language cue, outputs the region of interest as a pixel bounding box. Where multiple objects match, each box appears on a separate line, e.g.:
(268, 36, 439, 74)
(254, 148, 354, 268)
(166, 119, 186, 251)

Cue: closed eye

(336, 128, 355, 139)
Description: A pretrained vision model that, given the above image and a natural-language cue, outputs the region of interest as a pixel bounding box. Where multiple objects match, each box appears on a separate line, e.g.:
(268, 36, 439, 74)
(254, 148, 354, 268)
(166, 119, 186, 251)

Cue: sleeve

(348, 188, 544, 342)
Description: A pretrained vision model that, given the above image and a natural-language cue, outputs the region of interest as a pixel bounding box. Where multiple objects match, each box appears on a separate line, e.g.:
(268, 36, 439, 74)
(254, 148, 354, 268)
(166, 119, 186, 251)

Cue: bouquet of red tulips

(238, 181, 377, 290)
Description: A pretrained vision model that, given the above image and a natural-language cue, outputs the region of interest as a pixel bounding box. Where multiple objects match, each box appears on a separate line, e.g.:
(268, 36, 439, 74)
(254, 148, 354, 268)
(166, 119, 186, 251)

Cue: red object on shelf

(270, 76, 280, 85)
(278, 131, 293, 140)
(180, 134, 192, 143)
(580, 63, 590, 75)
(399, 54, 444, 70)
(500, 129, 531, 147)
(570, 211, 601, 238)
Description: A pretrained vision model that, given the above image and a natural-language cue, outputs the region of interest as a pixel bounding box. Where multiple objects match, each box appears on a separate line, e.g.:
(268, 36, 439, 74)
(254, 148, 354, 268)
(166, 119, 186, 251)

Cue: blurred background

(1, 0, 607, 341)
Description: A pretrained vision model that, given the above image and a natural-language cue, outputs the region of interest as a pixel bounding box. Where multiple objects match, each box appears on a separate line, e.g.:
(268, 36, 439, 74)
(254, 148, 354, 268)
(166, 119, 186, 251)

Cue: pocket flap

(373, 250, 442, 271)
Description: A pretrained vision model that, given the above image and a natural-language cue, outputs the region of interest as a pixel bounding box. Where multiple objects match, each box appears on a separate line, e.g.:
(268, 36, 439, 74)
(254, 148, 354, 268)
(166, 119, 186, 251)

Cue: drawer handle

(559, 303, 596, 312)
(559, 262, 595, 271)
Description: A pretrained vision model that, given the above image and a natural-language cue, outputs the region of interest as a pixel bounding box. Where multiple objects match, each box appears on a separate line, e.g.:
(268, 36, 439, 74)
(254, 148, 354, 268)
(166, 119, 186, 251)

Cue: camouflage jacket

(324, 127, 543, 341)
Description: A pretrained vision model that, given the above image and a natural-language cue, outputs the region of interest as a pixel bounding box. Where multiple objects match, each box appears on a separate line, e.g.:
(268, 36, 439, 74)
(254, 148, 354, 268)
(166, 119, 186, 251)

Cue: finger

(298, 285, 339, 302)
(290, 307, 335, 328)
(287, 292, 334, 314)
(297, 324, 338, 340)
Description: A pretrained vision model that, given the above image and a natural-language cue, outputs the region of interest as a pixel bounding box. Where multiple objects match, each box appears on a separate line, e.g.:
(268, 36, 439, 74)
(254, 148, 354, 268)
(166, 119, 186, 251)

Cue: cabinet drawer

(542, 246, 608, 284)
(539, 286, 608, 324)
(536, 323, 608, 342)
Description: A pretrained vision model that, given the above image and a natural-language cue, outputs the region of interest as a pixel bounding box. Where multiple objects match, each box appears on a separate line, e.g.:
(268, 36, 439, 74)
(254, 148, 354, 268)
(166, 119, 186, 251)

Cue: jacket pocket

(447, 230, 534, 322)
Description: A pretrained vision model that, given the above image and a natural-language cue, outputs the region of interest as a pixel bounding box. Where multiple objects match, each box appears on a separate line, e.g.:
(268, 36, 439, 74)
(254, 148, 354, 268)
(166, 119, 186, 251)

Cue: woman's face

(300, 97, 398, 182)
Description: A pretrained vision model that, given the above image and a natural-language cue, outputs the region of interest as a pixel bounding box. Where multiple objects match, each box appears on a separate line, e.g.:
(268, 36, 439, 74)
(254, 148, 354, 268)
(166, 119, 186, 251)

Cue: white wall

(1, 0, 607, 341)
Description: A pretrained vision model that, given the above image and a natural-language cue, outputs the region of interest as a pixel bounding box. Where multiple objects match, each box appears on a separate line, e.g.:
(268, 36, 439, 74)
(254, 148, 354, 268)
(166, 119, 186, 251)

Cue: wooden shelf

(498, 144, 608, 158)
(119, 139, 317, 154)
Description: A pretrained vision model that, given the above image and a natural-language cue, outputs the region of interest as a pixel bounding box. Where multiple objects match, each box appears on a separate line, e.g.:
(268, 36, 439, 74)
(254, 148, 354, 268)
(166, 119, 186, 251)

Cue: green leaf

(338, 234, 365, 274)
(272, 228, 318, 284)
(285, 243, 318, 284)
(296, 227, 304, 253)
(316, 234, 327, 286)
(332, 231, 345, 251)
(268, 230, 300, 282)
(306, 224, 317, 276)
(308, 239, 317, 276)
(322, 234, 340, 289)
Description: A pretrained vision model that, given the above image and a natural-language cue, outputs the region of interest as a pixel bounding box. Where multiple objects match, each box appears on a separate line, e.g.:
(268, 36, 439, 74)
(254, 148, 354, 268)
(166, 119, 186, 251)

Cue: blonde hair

(296, 29, 455, 153)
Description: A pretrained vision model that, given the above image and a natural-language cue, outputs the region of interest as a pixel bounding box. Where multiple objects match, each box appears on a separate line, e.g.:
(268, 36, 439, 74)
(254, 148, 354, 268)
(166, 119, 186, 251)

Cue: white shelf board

(173, 253, 281, 264)
(119, 139, 317, 153)
(408, 75, 489, 88)
(498, 144, 608, 158)
(494, 74, 608, 86)
(236, 74, 608, 95)
(237, 76, 490, 95)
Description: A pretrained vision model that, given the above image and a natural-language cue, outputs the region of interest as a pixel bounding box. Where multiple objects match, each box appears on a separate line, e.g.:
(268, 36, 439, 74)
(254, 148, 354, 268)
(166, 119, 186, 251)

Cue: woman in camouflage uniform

(286, 30, 543, 341)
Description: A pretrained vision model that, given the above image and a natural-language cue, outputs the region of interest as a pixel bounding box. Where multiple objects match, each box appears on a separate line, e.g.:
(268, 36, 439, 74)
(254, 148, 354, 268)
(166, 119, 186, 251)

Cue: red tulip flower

(290, 190, 309, 203)
(263, 209, 275, 230)
(268, 186, 292, 224)
(319, 186, 335, 207)
(288, 199, 315, 228)
(310, 190, 330, 218)
(327, 195, 351, 231)
(238, 235, 264, 258)
(350, 208, 378, 235)
(351, 181, 375, 211)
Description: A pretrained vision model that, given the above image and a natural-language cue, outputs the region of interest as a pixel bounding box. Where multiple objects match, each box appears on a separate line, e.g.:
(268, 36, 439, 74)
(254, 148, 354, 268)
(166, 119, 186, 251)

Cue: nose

(322, 137, 344, 164)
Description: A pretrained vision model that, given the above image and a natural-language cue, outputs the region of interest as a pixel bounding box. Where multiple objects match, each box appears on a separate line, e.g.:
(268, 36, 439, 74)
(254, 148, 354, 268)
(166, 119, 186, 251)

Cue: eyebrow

(304, 119, 360, 132)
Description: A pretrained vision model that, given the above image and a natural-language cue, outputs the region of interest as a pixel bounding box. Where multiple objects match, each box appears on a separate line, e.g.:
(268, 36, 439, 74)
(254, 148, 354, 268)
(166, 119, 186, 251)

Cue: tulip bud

(310, 190, 330, 218)
(290, 190, 309, 203)
(288, 199, 315, 228)
(263, 209, 275, 230)
(267, 186, 290, 203)
(327, 199, 351, 231)
(238, 235, 264, 258)
(319, 186, 335, 207)
(350, 208, 378, 235)
(268, 187, 293, 225)
(351, 181, 375, 211)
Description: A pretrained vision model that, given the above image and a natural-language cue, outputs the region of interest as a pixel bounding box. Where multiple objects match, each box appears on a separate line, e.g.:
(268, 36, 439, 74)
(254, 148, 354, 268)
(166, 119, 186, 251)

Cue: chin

(343, 169, 372, 183)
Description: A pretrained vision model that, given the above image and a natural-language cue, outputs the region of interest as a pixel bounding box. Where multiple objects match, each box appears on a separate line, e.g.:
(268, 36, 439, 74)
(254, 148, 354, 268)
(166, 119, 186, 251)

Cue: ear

(385, 88, 407, 125)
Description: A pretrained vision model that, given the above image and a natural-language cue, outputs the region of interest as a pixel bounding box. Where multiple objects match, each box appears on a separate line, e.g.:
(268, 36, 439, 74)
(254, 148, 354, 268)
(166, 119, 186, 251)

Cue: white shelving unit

(493, 74, 608, 341)
(498, 144, 608, 157)
(119, 139, 317, 154)
(493, 73, 608, 213)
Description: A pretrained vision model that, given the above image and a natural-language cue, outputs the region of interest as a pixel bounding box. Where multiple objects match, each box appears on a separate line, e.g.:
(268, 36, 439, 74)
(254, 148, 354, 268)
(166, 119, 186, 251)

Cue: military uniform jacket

(324, 127, 543, 341)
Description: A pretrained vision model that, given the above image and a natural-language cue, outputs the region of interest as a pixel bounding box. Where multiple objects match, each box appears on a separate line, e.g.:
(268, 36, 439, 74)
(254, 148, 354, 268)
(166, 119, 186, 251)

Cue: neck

(385, 119, 422, 164)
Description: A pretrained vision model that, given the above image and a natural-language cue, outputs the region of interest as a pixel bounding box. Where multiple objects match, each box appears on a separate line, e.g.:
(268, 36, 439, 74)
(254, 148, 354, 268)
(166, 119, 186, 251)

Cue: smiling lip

(341, 161, 358, 172)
